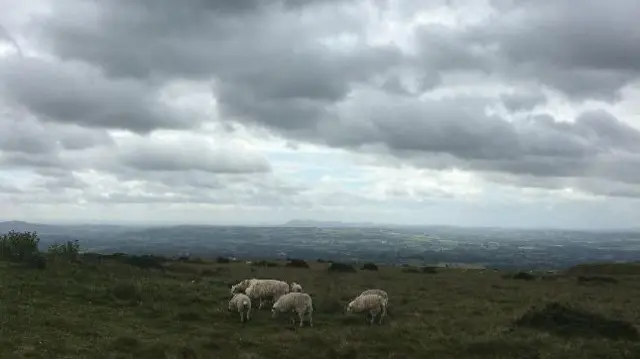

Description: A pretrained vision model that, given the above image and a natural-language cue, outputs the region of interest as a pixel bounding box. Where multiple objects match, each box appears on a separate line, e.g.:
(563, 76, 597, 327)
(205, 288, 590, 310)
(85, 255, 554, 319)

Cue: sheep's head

(227, 300, 234, 311)
(271, 304, 279, 318)
(346, 301, 355, 313)
(230, 284, 240, 295)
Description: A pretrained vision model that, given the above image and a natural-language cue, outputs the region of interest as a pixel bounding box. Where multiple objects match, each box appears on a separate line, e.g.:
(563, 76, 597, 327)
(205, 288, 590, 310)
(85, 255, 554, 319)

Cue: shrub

(421, 266, 438, 274)
(26, 253, 47, 270)
(47, 240, 80, 262)
(514, 302, 639, 340)
(401, 267, 420, 274)
(511, 272, 536, 281)
(0, 230, 40, 262)
(122, 255, 165, 270)
(361, 262, 378, 271)
(577, 275, 618, 284)
(110, 281, 143, 304)
(328, 262, 356, 273)
(286, 258, 310, 268)
(216, 256, 230, 264)
(251, 260, 278, 267)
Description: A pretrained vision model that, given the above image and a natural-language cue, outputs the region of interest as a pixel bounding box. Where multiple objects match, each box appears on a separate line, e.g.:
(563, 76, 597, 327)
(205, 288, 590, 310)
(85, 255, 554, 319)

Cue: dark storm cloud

(412, 0, 640, 101)
(318, 90, 640, 185)
(0, 57, 198, 133)
(17, 0, 640, 199)
(501, 92, 547, 113)
(33, 0, 404, 133)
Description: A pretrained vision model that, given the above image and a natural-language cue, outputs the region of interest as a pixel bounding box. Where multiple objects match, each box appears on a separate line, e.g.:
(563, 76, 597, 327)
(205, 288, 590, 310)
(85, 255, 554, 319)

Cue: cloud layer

(1, 0, 639, 227)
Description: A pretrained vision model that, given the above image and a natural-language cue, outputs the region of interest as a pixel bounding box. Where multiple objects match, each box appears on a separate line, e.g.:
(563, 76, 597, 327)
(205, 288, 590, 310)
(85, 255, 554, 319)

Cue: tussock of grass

(1, 255, 640, 358)
(514, 302, 639, 341)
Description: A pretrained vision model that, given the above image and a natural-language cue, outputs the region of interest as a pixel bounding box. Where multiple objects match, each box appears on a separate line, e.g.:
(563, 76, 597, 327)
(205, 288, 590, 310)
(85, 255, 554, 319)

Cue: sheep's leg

(307, 309, 313, 327)
(246, 308, 251, 321)
(239, 312, 244, 322)
(370, 309, 380, 325)
(258, 298, 263, 309)
(379, 304, 386, 324)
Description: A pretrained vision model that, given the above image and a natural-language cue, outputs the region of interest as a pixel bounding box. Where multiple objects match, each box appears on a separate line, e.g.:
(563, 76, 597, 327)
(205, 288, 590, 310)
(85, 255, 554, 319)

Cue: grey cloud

(485, 172, 640, 199)
(0, 118, 56, 154)
(82, 172, 305, 206)
(313, 92, 640, 190)
(12, 0, 640, 203)
(0, 24, 22, 57)
(115, 139, 271, 174)
(0, 183, 22, 194)
(0, 57, 198, 133)
(0, 116, 114, 155)
(412, 0, 640, 101)
(501, 92, 547, 113)
(33, 0, 403, 134)
(0, 151, 65, 169)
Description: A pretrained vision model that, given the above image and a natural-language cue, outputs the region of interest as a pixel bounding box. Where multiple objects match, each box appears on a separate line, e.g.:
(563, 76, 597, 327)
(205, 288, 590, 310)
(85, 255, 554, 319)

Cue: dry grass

(1, 257, 640, 358)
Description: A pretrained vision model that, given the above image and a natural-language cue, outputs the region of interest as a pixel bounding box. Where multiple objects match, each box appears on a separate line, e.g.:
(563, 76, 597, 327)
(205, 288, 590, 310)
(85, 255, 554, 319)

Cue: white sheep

(230, 278, 259, 295)
(271, 292, 313, 327)
(346, 294, 387, 325)
(290, 282, 303, 292)
(228, 293, 252, 322)
(245, 279, 290, 309)
(359, 289, 388, 303)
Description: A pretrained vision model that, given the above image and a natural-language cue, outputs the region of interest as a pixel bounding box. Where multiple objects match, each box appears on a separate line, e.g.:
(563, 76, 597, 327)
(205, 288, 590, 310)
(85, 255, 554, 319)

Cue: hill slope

(1, 257, 640, 358)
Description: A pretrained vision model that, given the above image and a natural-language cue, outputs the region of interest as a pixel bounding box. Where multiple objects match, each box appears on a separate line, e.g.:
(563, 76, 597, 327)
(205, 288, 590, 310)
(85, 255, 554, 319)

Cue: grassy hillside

(1, 255, 640, 359)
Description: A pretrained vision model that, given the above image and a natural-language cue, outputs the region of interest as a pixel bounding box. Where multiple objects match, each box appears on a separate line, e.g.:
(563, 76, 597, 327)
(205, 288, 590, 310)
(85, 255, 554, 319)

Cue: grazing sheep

(359, 289, 388, 303)
(228, 293, 252, 322)
(272, 292, 313, 327)
(346, 294, 387, 325)
(230, 278, 259, 295)
(245, 279, 290, 309)
(290, 282, 303, 292)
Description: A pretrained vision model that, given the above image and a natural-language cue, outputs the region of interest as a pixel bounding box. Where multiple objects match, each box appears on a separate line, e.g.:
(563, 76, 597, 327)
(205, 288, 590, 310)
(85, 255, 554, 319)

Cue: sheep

(346, 294, 387, 325)
(230, 278, 259, 295)
(245, 279, 290, 309)
(359, 289, 388, 303)
(290, 282, 303, 293)
(271, 292, 313, 327)
(228, 293, 252, 323)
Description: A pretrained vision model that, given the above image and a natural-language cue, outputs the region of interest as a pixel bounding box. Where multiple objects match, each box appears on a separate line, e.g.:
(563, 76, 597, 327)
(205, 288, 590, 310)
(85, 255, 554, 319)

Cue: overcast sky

(1, 0, 639, 228)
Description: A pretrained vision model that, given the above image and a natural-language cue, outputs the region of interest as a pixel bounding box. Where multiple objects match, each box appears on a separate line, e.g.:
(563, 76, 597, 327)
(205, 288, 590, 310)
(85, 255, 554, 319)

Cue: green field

(2, 255, 640, 358)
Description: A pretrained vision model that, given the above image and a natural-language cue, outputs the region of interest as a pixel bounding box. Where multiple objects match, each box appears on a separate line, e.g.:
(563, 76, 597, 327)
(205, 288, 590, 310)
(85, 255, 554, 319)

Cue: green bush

(0, 230, 41, 262)
(47, 240, 80, 261)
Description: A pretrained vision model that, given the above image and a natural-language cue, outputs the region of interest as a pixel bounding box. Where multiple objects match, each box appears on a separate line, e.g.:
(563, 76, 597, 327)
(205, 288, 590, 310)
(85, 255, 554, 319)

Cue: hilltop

(2, 249, 640, 358)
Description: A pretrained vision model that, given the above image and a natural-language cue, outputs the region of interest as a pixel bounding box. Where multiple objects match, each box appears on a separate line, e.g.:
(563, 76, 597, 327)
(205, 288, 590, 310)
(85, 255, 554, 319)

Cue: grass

(1, 257, 640, 358)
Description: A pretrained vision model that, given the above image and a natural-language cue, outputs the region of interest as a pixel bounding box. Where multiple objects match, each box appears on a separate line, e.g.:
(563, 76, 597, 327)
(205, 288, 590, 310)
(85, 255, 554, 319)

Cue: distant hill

(0, 221, 130, 235)
(0, 221, 67, 234)
(283, 219, 379, 228)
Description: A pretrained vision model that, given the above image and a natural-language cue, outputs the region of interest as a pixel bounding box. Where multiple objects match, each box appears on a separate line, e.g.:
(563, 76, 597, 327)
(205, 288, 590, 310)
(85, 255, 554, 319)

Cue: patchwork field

(1, 255, 640, 358)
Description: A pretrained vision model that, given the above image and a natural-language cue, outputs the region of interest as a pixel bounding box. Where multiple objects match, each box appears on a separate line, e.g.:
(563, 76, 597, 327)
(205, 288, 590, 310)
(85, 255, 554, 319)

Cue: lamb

(228, 293, 252, 323)
(271, 292, 313, 327)
(359, 289, 388, 303)
(290, 282, 303, 293)
(346, 294, 387, 325)
(245, 279, 290, 309)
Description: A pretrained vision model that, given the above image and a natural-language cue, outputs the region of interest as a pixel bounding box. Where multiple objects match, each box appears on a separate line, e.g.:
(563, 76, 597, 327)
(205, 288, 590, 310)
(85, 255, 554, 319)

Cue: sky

(1, 0, 640, 228)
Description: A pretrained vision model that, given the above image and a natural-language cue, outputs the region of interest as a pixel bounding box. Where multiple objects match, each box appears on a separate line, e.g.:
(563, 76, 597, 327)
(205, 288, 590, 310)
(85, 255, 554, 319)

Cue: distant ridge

(283, 219, 378, 228)
(0, 221, 64, 233)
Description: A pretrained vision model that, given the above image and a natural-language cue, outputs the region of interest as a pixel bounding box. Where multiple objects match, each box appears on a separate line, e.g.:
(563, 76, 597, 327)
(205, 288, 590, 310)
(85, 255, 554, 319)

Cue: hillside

(2, 254, 640, 358)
